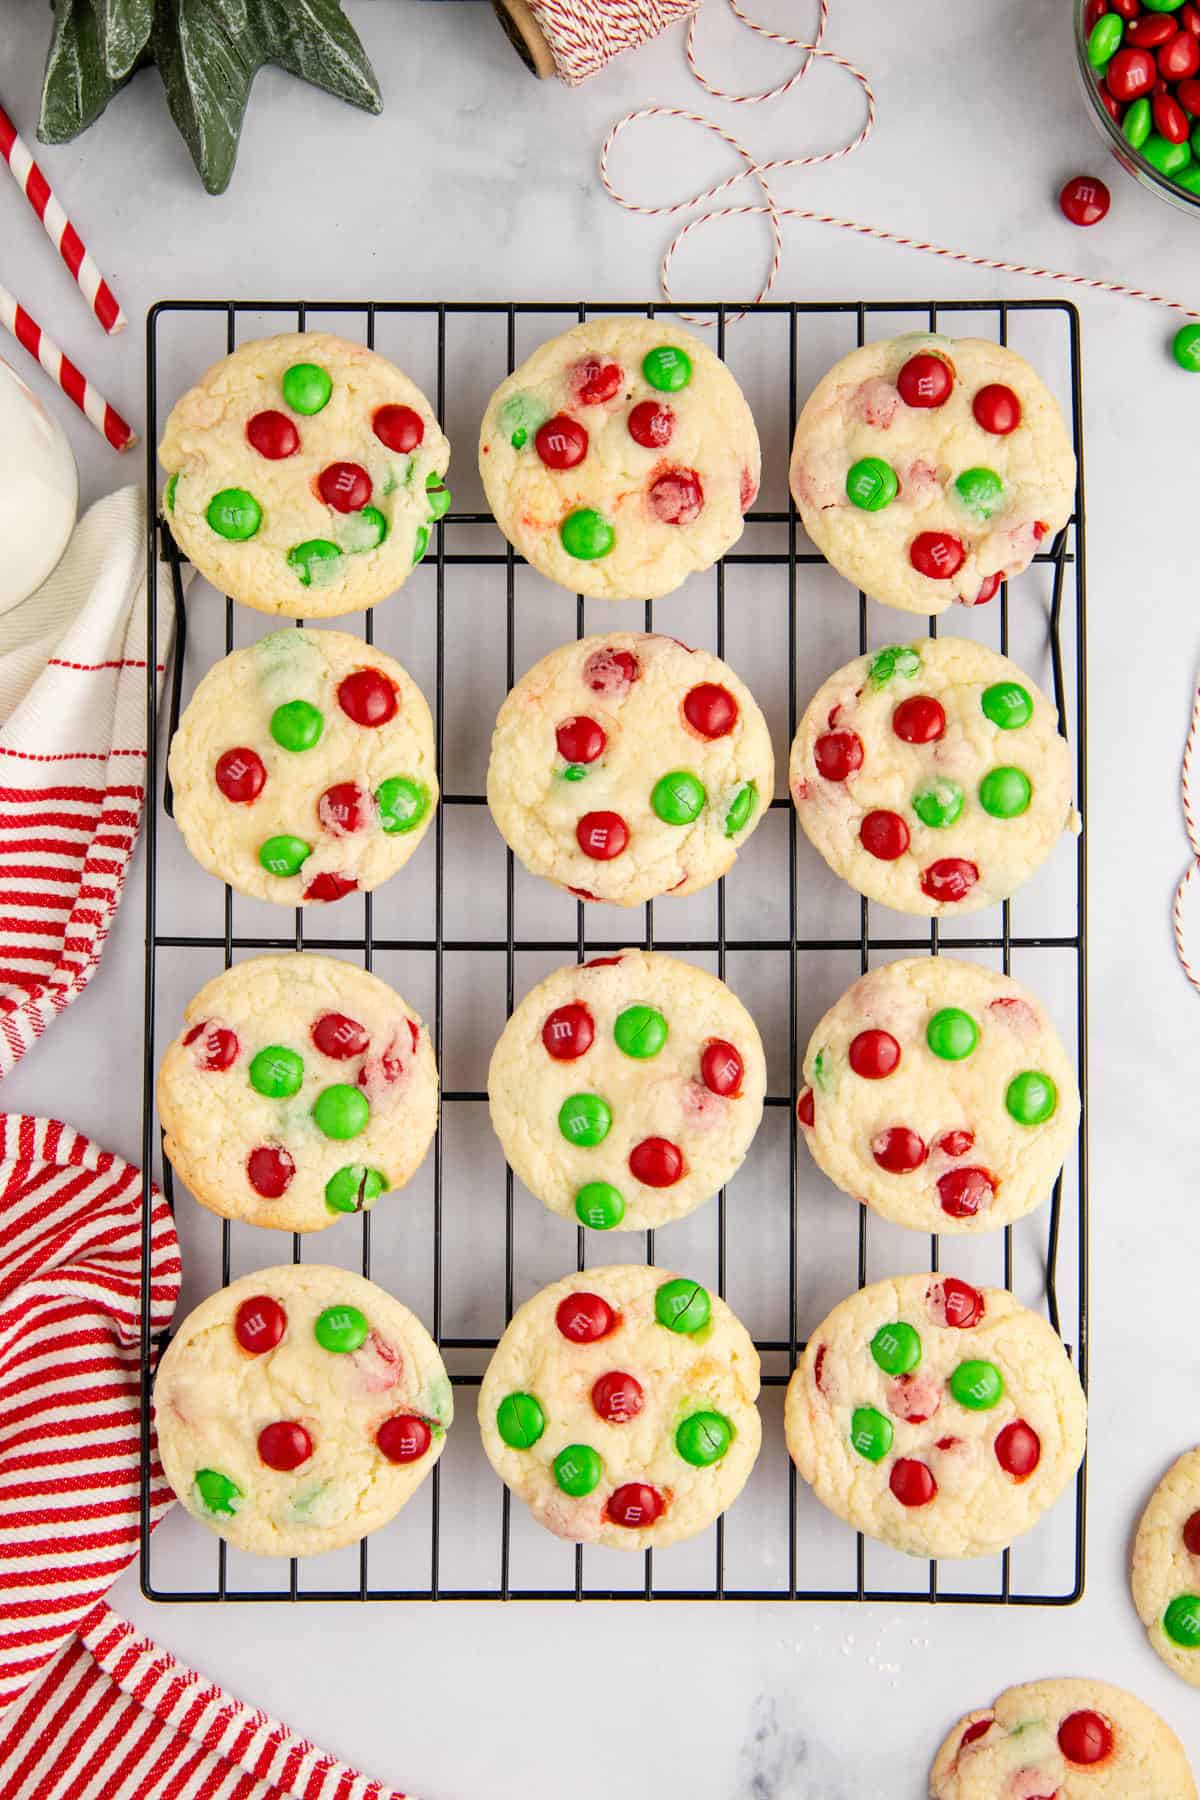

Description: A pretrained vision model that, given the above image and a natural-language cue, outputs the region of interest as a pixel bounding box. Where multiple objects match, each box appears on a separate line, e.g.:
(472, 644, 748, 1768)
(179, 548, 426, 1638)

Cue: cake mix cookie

(1132, 1448, 1200, 1686)
(479, 317, 760, 600)
(789, 334, 1075, 615)
(790, 636, 1077, 916)
(930, 1678, 1197, 1798)
(169, 628, 437, 905)
(796, 957, 1079, 1235)
(158, 332, 450, 617)
(156, 954, 438, 1234)
(487, 632, 773, 906)
(479, 1264, 760, 1549)
(154, 1265, 451, 1557)
(487, 950, 766, 1231)
(785, 1274, 1086, 1560)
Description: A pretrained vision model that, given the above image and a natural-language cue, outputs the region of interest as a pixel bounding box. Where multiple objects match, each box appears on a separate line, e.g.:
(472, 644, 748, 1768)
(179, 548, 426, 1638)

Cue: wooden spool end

(491, 0, 558, 78)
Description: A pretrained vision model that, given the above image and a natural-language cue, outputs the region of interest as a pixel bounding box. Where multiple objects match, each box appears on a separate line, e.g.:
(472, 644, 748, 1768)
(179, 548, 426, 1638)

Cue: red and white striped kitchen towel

(0, 487, 171, 1075)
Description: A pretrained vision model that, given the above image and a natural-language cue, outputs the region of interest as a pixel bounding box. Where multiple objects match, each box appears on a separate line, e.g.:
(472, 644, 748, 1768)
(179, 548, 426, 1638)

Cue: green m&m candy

(675, 1410, 733, 1467)
(412, 525, 430, 565)
(560, 508, 615, 560)
(313, 1083, 370, 1140)
(258, 834, 311, 878)
(249, 1045, 304, 1099)
(1145, 0, 1186, 10)
(325, 1164, 388, 1214)
(1006, 1070, 1058, 1125)
(926, 1007, 978, 1062)
(913, 778, 963, 829)
(376, 776, 429, 834)
(1086, 10, 1123, 67)
(558, 1092, 612, 1147)
(1165, 1594, 1200, 1647)
(981, 681, 1033, 729)
(207, 488, 261, 541)
(314, 1303, 368, 1353)
(501, 392, 546, 444)
(282, 361, 332, 415)
(614, 1004, 667, 1059)
(426, 470, 451, 520)
(870, 1321, 921, 1376)
(643, 345, 692, 392)
(510, 427, 527, 448)
(193, 1469, 242, 1516)
(1143, 133, 1191, 177)
(497, 1391, 546, 1449)
(845, 457, 898, 512)
(271, 700, 323, 752)
(979, 766, 1031, 818)
(1173, 323, 1200, 372)
(949, 1359, 1004, 1411)
(342, 505, 388, 552)
(953, 467, 1003, 519)
(562, 764, 587, 782)
(1124, 96, 1152, 152)
(869, 645, 921, 688)
(652, 770, 706, 825)
(553, 1444, 602, 1497)
(165, 472, 178, 512)
(724, 780, 757, 838)
(1173, 165, 1200, 197)
(850, 1406, 893, 1462)
(287, 538, 341, 586)
(655, 1278, 711, 1334)
(575, 1181, 625, 1229)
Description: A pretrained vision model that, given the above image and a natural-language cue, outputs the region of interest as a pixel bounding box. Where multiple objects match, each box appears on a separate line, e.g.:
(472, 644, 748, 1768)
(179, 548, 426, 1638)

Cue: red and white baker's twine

(0, 280, 136, 452)
(0, 101, 125, 335)
(1175, 681, 1200, 991)
(526, 0, 701, 83)
(595, 0, 1200, 320)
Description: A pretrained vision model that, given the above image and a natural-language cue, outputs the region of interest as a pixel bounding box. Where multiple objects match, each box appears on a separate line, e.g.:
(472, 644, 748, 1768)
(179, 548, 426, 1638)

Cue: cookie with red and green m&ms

(154, 1265, 451, 1557)
(930, 1677, 1197, 1798)
(168, 629, 436, 904)
(478, 317, 760, 600)
(487, 632, 773, 906)
(158, 332, 450, 618)
(1132, 1447, 1200, 1687)
(487, 949, 765, 1232)
(156, 954, 438, 1234)
(785, 1273, 1086, 1559)
(789, 333, 1075, 615)
(796, 956, 1079, 1235)
(478, 1265, 760, 1549)
(790, 635, 1078, 916)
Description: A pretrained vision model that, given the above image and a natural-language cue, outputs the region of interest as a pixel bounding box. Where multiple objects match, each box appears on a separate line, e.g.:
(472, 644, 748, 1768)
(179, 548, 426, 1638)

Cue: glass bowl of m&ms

(1076, 0, 1200, 211)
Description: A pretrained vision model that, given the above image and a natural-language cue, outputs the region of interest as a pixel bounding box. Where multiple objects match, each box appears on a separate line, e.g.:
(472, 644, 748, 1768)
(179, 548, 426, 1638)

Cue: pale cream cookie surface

(789, 334, 1075, 615)
(159, 331, 450, 617)
(156, 954, 438, 1234)
(479, 317, 760, 600)
(169, 628, 437, 905)
(1132, 1447, 1200, 1686)
(478, 1264, 760, 1550)
(487, 949, 766, 1232)
(487, 632, 773, 906)
(785, 1274, 1086, 1560)
(929, 1677, 1196, 1798)
(789, 635, 1077, 916)
(797, 957, 1079, 1235)
(155, 1265, 451, 1558)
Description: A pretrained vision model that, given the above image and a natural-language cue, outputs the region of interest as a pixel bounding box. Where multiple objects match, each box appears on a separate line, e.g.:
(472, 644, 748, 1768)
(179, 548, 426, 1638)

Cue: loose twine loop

(1174, 683, 1200, 992)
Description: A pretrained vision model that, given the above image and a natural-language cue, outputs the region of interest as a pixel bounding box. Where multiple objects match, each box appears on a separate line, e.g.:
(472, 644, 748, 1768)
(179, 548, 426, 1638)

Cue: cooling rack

(140, 298, 1087, 1604)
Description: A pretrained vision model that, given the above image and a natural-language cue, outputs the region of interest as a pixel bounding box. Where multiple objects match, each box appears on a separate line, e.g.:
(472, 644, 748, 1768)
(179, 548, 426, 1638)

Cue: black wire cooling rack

(140, 298, 1087, 1605)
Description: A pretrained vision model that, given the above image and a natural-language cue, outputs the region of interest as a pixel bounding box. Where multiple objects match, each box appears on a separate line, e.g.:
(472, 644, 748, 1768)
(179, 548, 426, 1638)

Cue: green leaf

(39, 0, 127, 143)
(153, 0, 264, 195)
(92, 0, 155, 81)
(260, 0, 382, 114)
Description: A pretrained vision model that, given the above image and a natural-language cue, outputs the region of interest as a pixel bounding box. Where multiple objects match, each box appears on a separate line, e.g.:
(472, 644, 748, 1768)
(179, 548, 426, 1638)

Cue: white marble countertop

(2, 1, 1199, 1794)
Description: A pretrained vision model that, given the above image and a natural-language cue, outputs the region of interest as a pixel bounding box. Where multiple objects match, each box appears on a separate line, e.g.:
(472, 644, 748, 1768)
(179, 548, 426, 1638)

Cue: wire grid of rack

(140, 298, 1087, 1606)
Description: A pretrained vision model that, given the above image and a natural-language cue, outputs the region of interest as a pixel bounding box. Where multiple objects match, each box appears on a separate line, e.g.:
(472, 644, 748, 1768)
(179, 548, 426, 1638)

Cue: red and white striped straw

(0, 280, 136, 451)
(0, 100, 125, 336)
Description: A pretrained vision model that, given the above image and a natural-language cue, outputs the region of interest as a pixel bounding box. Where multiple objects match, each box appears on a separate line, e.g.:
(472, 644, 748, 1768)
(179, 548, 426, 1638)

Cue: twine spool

(492, 0, 701, 84)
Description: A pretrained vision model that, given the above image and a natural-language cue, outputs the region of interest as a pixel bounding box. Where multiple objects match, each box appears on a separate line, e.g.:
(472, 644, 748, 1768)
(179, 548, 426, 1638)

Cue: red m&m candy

(937, 1166, 996, 1219)
(556, 716, 606, 764)
(542, 1002, 594, 1061)
(683, 683, 738, 739)
(1184, 1510, 1200, 1554)
(583, 648, 639, 693)
(317, 462, 371, 513)
(556, 1291, 616, 1342)
(247, 1145, 295, 1199)
(312, 1012, 369, 1060)
(372, 404, 424, 452)
(935, 1128, 975, 1158)
(377, 1414, 433, 1464)
(897, 353, 954, 408)
(338, 668, 398, 727)
(184, 1020, 239, 1071)
(860, 809, 910, 861)
(814, 730, 864, 782)
(215, 748, 266, 805)
(606, 1482, 664, 1528)
(257, 1421, 312, 1471)
(937, 1277, 985, 1329)
(591, 1371, 644, 1423)
(235, 1295, 286, 1354)
(972, 384, 1021, 435)
(872, 1126, 928, 1174)
(1154, 89, 1191, 139)
(319, 782, 372, 836)
(246, 410, 299, 459)
(1059, 174, 1111, 225)
(701, 1039, 743, 1096)
(796, 1087, 815, 1127)
(304, 872, 358, 903)
(849, 1029, 901, 1079)
(910, 532, 965, 580)
(889, 1458, 937, 1507)
(1107, 45, 1156, 100)
(648, 469, 703, 525)
(994, 1419, 1041, 1479)
(1161, 28, 1200, 80)
(1058, 1710, 1113, 1766)
(628, 400, 674, 447)
(576, 811, 628, 860)
(959, 1719, 993, 1750)
(574, 358, 623, 405)
(920, 858, 979, 905)
(535, 415, 588, 470)
(629, 1137, 684, 1187)
(892, 696, 945, 744)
